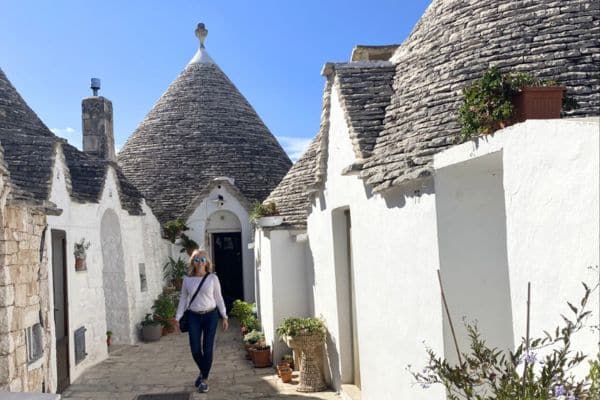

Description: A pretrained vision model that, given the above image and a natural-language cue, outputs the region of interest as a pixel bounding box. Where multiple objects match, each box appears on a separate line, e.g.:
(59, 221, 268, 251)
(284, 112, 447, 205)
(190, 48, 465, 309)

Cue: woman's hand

(222, 318, 229, 331)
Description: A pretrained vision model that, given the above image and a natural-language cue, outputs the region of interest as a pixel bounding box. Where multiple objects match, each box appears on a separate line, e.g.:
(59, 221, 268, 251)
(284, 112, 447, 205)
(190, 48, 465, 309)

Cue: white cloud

(50, 127, 81, 149)
(277, 136, 313, 163)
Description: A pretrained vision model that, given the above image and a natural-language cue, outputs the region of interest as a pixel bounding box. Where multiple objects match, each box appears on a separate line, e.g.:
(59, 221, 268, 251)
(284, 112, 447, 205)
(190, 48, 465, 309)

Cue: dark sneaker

(198, 382, 209, 393)
(194, 374, 203, 388)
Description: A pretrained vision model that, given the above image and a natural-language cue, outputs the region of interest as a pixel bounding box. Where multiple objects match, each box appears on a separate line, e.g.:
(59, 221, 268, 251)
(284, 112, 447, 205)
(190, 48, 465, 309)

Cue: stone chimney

(82, 78, 116, 162)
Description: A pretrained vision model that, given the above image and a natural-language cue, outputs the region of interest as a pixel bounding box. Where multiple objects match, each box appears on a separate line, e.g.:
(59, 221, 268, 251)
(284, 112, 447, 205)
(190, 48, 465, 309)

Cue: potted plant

(458, 67, 578, 140)
(276, 317, 327, 392)
(243, 330, 264, 360)
(251, 344, 272, 368)
(141, 313, 162, 342)
(73, 238, 91, 271)
(277, 354, 294, 377)
(163, 256, 188, 290)
(230, 299, 257, 336)
(152, 293, 177, 335)
(106, 330, 113, 347)
(249, 201, 283, 227)
(163, 218, 188, 243)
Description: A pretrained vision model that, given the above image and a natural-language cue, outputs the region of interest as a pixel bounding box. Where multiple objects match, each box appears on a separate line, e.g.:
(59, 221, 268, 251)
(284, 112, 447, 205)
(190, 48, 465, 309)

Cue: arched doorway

(206, 210, 243, 312)
(100, 209, 130, 343)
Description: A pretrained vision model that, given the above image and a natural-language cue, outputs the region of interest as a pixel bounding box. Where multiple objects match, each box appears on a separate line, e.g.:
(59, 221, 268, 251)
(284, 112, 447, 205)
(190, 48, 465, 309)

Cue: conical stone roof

(0, 68, 143, 213)
(118, 24, 292, 224)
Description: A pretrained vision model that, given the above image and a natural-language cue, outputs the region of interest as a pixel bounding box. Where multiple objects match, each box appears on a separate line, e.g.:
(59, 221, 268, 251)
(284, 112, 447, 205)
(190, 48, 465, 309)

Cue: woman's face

(192, 253, 208, 274)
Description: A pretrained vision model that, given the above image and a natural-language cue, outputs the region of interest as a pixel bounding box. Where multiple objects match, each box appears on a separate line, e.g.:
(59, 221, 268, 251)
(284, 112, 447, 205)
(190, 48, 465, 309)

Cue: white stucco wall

(258, 88, 598, 399)
(255, 84, 445, 400)
(435, 118, 600, 377)
(255, 229, 311, 364)
(45, 147, 168, 387)
(186, 183, 254, 304)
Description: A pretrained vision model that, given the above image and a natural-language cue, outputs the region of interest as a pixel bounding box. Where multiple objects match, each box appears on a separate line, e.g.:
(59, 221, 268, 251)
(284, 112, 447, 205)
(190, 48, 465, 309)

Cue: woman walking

(176, 249, 229, 393)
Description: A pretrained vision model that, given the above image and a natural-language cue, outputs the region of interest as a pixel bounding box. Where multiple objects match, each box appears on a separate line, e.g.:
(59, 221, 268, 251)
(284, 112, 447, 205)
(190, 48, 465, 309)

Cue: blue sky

(0, 0, 431, 161)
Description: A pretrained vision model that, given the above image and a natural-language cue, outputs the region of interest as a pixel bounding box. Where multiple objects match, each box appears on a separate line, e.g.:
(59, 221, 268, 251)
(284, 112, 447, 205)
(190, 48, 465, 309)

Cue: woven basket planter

(283, 334, 327, 392)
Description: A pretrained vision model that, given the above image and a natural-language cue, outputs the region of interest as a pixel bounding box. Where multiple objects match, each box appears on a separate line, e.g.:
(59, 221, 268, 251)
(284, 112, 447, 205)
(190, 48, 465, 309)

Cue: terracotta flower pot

(280, 366, 293, 383)
(75, 258, 86, 271)
(251, 347, 271, 368)
(513, 86, 565, 123)
(244, 343, 255, 360)
(277, 361, 291, 377)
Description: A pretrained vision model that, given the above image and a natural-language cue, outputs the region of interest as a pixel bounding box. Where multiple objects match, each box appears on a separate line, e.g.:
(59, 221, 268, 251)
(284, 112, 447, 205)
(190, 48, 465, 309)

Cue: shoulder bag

(179, 273, 210, 333)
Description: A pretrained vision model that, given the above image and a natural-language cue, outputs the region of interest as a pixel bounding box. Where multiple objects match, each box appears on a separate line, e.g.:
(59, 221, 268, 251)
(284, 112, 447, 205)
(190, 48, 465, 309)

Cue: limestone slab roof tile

(264, 133, 322, 230)
(328, 61, 396, 167)
(359, 0, 600, 193)
(117, 25, 292, 225)
(265, 62, 396, 229)
(0, 68, 143, 214)
(264, 0, 599, 228)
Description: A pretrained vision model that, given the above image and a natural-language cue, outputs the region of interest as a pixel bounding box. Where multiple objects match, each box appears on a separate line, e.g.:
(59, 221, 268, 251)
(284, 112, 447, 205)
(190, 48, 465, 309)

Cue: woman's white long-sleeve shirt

(175, 274, 227, 321)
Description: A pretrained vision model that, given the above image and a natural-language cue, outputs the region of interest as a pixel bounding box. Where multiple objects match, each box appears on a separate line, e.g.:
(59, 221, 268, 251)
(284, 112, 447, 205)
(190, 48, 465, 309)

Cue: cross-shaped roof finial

(195, 23, 208, 48)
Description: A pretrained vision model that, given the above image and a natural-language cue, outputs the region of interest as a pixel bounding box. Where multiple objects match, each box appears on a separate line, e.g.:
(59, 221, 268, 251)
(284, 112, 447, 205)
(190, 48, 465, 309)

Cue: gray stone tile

(61, 322, 339, 400)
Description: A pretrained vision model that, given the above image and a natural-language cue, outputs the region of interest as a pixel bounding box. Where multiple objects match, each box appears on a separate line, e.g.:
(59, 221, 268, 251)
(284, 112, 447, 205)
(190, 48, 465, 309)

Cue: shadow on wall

(305, 241, 316, 316)
(383, 178, 434, 209)
(325, 332, 340, 390)
(316, 191, 327, 212)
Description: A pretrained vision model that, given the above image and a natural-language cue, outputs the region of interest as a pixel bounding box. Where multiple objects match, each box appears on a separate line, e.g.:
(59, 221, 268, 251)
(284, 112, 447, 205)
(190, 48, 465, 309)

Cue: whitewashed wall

(45, 146, 168, 386)
(308, 86, 445, 399)
(255, 229, 311, 364)
(257, 84, 446, 400)
(435, 118, 600, 377)
(186, 183, 254, 304)
(257, 88, 599, 399)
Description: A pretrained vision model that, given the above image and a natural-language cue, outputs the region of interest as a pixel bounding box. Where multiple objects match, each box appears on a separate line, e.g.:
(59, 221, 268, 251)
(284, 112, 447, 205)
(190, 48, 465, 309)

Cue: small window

(74, 326, 87, 364)
(26, 323, 43, 364)
(139, 263, 147, 292)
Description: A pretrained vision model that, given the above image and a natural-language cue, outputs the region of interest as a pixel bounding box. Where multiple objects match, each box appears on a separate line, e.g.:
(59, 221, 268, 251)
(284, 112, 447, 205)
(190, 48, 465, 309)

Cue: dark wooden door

(212, 232, 243, 312)
(51, 230, 70, 393)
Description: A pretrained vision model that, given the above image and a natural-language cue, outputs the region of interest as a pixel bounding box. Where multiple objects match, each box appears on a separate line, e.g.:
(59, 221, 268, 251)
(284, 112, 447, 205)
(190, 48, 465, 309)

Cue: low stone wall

(0, 203, 49, 391)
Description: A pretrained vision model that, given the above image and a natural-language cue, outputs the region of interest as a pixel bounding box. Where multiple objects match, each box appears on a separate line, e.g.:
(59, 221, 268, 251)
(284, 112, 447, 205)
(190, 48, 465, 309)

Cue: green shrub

(409, 282, 596, 400)
(163, 256, 188, 283)
(249, 201, 280, 223)
(163, 218, 188, 243)
(141, 313, 160, 326)
(276, 317, 326, 339)
(230, 299, 253, 320)
(458, 67, 578, 140)
(243, 330, 265, 345)
(152, 293, 176, 330)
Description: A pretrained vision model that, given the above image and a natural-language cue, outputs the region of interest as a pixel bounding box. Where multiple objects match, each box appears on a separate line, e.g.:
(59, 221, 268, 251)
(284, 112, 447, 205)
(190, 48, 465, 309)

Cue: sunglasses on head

(193, 257, 207, 263)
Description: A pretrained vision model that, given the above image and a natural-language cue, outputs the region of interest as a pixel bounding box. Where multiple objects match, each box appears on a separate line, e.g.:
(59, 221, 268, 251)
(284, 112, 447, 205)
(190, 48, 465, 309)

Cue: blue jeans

(187, 310, 219, 379)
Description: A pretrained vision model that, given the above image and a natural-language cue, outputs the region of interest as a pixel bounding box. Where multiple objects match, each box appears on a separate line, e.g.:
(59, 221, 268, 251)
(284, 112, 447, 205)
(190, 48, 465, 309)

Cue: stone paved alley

(60, 322, 340, 400)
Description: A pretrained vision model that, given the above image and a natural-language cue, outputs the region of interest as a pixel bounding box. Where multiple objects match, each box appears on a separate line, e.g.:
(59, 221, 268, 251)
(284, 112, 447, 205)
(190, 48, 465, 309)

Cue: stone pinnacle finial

(195, 23, 208, 48)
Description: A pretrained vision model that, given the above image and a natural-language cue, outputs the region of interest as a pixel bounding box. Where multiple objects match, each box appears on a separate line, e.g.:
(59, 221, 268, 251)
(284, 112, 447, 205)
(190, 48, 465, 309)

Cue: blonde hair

(188, 249, 213, 275)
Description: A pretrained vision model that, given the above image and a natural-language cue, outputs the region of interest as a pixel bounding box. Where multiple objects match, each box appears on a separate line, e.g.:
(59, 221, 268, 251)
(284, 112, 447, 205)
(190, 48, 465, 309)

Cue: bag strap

(186, 273, 210, 310)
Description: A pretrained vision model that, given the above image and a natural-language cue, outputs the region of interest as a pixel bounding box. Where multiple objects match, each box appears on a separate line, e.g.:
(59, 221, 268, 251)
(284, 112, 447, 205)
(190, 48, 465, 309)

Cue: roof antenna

(195, 23, 208, 48)
(90, 78, 101, 96)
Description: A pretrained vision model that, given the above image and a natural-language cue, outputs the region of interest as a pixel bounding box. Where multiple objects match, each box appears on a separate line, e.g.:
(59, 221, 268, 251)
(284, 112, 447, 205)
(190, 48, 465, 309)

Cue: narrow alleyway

(60, 322, 340, 400)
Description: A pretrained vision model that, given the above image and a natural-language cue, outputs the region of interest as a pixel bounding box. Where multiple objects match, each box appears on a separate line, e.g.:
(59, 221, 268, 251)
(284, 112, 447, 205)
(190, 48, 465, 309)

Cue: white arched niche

(100, 208, 131, 344)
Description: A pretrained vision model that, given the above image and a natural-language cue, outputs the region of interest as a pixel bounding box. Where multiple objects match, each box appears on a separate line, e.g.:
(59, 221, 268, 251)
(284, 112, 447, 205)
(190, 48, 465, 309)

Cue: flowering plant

(409, 279, 597, 400)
